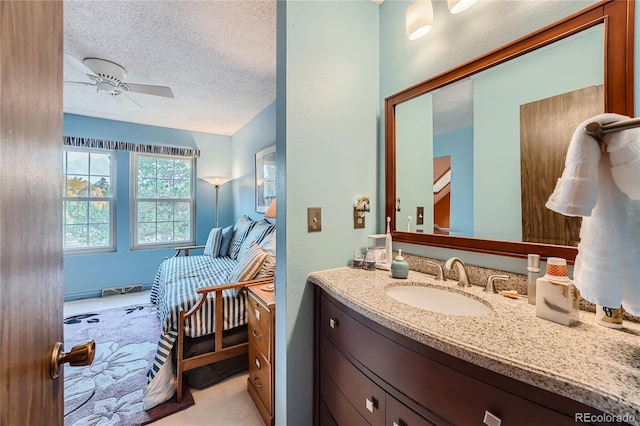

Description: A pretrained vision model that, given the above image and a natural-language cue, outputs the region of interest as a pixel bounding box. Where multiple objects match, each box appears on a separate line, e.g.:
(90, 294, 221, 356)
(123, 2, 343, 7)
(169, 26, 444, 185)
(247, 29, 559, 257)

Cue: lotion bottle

(391, 249, 409, 279)
(527, 254, 540, 305)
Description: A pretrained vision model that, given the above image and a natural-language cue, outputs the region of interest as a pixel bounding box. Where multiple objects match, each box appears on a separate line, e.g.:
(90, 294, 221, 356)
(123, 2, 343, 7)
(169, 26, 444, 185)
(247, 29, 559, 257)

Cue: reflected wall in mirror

(386, 1, 634, 260)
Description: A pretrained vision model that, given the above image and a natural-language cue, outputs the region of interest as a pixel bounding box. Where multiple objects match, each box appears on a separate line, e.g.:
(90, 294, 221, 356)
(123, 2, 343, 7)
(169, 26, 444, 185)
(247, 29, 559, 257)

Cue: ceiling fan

(64, 54, 174, 109)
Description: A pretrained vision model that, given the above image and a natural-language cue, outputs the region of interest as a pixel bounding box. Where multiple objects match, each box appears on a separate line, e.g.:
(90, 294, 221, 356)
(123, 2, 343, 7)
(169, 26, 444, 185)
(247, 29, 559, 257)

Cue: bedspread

(145, 255, 247, 400)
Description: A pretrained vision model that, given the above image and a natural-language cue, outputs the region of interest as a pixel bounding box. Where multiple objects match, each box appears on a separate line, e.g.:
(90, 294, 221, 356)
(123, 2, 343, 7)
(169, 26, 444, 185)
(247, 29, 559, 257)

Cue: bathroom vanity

(310, 267, 640, 426)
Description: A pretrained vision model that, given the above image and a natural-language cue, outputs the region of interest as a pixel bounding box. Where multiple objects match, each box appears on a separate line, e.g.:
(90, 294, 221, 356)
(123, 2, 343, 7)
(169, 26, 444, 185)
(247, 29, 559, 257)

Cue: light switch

(353, 210, 365, 229)
(417, 206, 424, 225)
(308, 207, 322, 232)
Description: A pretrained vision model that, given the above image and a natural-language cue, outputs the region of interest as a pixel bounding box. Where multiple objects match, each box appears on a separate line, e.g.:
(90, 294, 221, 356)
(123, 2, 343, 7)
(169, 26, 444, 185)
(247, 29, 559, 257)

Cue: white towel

(606, 119, 640, 200)
(546, 113, 640, 316)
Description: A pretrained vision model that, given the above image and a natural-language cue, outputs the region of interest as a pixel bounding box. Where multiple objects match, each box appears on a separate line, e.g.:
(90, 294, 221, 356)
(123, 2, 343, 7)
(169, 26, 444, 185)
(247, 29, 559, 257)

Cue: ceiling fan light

(448, 0, 478, 14)
(406, 0, 433, 40)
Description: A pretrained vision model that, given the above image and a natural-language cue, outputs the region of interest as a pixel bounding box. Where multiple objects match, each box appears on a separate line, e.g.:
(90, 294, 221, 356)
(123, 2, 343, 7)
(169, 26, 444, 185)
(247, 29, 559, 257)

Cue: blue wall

(231, 102, 277, 220)
(63, 113, 233, 300)
(433, 127, 473, 237)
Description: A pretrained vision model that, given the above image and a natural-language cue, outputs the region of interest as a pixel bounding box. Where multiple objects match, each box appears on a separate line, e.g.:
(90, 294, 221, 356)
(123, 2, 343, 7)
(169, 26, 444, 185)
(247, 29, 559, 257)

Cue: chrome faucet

(424, 260, 445, 281)
(444, 257, 471, 287)
(484, 274, 509, 294)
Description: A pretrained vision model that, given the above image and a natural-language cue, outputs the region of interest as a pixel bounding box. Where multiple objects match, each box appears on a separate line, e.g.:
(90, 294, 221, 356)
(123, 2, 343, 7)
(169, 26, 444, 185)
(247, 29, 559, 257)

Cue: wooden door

(0, 2, 64, 425)
(520, 85, 603, 246)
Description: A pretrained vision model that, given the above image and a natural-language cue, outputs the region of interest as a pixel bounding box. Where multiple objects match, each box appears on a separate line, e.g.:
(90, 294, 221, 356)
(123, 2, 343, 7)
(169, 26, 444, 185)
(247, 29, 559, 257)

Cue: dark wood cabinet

(314, 286, 625, 426)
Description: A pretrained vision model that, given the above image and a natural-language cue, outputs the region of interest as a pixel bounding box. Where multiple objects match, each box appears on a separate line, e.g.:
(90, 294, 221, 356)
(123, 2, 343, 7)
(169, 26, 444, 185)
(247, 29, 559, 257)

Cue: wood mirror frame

(385, 0, 634, 261)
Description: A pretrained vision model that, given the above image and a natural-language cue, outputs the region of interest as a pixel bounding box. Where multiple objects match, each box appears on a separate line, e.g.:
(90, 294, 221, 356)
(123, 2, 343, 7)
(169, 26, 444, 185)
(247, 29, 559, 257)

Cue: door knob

(50, 340, 95, 379)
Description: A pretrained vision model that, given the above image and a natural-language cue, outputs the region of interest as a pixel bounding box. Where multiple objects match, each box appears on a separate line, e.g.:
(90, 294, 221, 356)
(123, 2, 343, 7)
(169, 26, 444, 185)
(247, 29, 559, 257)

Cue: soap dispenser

(391, 249, 409, 279)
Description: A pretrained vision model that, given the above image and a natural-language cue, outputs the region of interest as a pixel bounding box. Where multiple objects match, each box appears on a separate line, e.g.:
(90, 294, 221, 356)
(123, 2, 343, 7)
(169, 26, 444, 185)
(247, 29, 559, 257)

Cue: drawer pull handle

(254, 309, 261, 321)
(393, 422, 406, 426)
(253, 377, 262, 389)
(254, 357, 261, 369)
(329, 318, 337, 329)
(252, 328, 262, 341)
(365, 397, 376, 413)
(483, 410, 502, 426)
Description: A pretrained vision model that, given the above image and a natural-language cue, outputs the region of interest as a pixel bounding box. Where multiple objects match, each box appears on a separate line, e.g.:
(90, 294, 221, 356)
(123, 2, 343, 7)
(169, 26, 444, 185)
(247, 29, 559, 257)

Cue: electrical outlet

(353, 210, 365, 229)
(308, 207, 322, 232)
(417, 206, 424, 225)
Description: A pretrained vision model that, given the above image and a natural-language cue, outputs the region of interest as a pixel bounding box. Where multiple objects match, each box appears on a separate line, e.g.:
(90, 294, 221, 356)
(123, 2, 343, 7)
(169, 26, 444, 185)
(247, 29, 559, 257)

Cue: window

(63, 148, 115, 253)
(132, 153, 195, 249)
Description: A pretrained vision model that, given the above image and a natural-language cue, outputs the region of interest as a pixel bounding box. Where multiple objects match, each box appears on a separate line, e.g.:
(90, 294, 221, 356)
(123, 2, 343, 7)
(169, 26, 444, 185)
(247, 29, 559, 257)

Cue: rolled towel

(545, 115, 603, 216)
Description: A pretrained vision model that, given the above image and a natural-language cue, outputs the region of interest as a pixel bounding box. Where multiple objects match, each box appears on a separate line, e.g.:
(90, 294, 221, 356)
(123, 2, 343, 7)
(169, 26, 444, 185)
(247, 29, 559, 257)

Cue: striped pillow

(238, 219, 275, 258)
(255, 251, 276, 279)
(228, 215, 256, 260)
(229, 242, 268, 296)
(203, 227, 223, 257)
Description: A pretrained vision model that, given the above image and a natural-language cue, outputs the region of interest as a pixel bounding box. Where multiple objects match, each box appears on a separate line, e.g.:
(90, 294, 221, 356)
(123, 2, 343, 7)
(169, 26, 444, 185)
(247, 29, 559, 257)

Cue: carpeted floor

(63, 303, 194, 426)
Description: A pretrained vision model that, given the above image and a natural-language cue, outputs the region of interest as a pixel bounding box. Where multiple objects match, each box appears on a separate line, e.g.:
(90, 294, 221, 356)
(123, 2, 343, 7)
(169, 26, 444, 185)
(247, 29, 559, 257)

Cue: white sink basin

(385, 285, 492, 316)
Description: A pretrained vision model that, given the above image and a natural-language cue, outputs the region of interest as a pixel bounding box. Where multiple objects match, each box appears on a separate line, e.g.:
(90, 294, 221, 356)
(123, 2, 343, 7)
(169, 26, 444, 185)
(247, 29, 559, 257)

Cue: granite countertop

(308, 267, 640, 424)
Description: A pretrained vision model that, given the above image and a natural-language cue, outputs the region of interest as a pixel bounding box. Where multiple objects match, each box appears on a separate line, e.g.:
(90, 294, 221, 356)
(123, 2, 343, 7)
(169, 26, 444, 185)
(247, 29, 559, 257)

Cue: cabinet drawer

(320, 332, 386, 426)
(319, 396, 338, 426)
(320, 364, 369, 426)
(386, 394, 436, 426)
(248, 295, 272, 360)
(248, 343, 272, 411)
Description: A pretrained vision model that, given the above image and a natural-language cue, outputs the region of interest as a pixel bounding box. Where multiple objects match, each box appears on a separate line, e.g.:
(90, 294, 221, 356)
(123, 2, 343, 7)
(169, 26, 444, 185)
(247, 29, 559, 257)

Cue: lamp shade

(406, 0, 433, 40)
(201, 176, 232, 187)
(448, 0, 477, 14)
(264, 198, 276, 219)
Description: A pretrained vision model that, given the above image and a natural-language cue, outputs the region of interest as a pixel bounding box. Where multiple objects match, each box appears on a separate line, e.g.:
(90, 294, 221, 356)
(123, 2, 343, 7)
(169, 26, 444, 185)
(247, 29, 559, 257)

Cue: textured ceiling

(63, 1, 277, 136)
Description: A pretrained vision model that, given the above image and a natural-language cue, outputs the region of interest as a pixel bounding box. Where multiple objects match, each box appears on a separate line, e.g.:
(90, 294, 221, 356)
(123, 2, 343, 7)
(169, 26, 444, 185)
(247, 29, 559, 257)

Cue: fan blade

(122, 83, 174, 98)
(64, 81, 97, 88)
(64, 53, 96, 77)
(110, 91, 142, 110)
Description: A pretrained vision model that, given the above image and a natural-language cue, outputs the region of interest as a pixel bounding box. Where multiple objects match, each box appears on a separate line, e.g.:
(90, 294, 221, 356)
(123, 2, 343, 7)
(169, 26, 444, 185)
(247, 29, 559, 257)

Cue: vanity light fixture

(406, 0, 433, 41)
(447, 0, 478, 14)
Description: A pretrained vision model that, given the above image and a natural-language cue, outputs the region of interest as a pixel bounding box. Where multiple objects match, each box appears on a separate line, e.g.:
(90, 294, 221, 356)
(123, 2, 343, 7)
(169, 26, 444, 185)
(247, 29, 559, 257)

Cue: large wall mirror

(385, 0, 634, 261)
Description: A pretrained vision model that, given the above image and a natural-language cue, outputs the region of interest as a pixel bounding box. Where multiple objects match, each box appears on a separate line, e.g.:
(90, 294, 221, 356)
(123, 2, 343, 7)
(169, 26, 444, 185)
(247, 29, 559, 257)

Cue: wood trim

(385, 0, 635, 262)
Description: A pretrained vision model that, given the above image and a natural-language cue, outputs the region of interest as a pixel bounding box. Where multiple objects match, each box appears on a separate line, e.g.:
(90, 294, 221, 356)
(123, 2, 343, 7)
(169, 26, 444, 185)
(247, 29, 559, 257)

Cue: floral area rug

(63, 303, 194, 425)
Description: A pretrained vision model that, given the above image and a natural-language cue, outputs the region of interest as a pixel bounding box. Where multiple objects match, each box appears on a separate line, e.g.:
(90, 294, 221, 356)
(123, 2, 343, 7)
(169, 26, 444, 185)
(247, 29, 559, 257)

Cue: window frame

(62, 147, 117, 254)
(130, 152, 196, 250)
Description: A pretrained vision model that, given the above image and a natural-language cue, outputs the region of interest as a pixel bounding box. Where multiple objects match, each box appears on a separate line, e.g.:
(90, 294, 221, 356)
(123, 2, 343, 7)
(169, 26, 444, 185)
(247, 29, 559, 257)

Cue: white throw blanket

(546, 113, 640, 316)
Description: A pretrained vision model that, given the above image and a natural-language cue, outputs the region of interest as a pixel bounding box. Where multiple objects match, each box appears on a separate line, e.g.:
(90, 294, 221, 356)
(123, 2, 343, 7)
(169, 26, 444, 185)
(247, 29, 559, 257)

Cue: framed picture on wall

(255, 145, 276, 213)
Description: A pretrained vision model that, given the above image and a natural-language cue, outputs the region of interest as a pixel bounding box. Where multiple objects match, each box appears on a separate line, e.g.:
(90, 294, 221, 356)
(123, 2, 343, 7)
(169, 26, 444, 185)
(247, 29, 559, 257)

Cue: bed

(143, 215, 276, 409)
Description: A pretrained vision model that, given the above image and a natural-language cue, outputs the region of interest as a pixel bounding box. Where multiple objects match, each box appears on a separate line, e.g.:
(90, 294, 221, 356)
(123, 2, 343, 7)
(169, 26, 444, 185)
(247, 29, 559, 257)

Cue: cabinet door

(386, 395, 437, 426)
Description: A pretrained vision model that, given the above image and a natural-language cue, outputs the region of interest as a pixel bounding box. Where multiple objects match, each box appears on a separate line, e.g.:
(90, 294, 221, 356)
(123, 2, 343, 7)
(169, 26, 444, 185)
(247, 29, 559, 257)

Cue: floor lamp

(201, 176, 232, 227)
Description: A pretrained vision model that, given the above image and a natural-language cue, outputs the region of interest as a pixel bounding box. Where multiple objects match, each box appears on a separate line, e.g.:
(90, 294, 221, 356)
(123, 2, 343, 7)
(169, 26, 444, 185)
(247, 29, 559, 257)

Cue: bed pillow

(203, 227, 223, 257)
(258, 231, 276, 254)
(238, 219, 275, 259)
(255, 251, 276, 279)
(228, 215, 256, 260)
(218, 225, 234, 257)
(228, 242, 268, 296)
